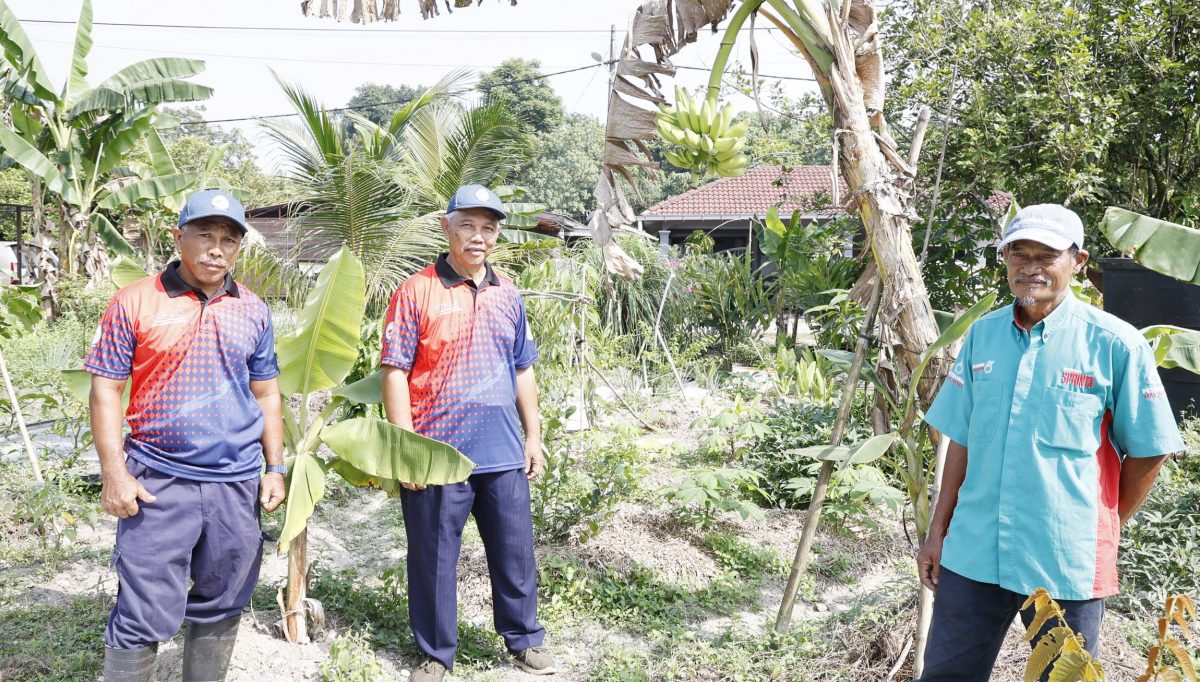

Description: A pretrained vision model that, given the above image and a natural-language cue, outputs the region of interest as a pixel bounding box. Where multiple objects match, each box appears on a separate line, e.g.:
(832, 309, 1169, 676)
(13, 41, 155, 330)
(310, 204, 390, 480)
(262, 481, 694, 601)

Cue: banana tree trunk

(284, 530, 309, 644)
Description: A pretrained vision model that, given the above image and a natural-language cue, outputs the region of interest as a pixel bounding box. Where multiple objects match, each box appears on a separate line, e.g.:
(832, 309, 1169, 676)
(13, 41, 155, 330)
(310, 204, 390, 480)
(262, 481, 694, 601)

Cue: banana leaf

(0, 0, 58, 102)
(332, 370, 382, 405)
(1142, 325, 1200, 374)
(65, 86, 126, 122)
(277, 451, 327, 551)
(276, 247, 365, 397)
(111, 255, 150, 288)
(328, 458, 404, 496)
(97, 172, 198, 210)
(0, 125, 71, 200)
(144, 128, 178, 177)
(905, 292, 998, 414)
(1102, 207, 1200, 285)
(98, 57, 206, 91)
(90, 213, 136, 258)
(61, 368, 130, 409)
(123, 79, 214, 106)
(320, 417, 475, 485)
(64, 0, 92, 105)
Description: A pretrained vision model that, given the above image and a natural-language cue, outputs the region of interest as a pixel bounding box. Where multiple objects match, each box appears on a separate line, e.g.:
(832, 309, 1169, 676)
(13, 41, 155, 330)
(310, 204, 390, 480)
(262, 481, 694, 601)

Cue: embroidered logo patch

(1060, 369, 1095, 388)
(947, 361, 965, 387)
(971, 361, 994, 375)
(1142, 386, 1167, 400)
(211, 195, 230, 210)
(437, 301, 461, 316)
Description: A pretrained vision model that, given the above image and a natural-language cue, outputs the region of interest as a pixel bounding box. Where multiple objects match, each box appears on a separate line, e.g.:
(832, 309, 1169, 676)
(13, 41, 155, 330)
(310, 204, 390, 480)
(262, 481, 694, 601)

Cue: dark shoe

(409, 656, 448, 681)
(182, 615, 241, 681)
(103, 643, 157, 682)
(511, 647, 557, 675)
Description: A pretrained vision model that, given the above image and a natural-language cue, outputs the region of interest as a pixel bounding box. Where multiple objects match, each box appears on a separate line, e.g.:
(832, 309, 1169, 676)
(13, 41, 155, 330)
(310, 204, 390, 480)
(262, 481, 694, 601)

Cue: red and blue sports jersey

(84, 262, 279, 482)
(381, 254, 538, 473)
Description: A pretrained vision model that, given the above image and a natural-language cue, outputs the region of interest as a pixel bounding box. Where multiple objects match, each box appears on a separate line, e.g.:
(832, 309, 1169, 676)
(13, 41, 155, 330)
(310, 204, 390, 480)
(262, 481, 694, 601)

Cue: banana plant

(273, 246, 474, 644)
(0, 0, 213, 278)
(1102, 207, 1200, 286)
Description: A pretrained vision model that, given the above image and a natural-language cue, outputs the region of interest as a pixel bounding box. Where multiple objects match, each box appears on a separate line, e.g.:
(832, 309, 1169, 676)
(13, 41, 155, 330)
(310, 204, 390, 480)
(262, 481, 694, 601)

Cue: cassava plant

(1136, 595, 1197, 682)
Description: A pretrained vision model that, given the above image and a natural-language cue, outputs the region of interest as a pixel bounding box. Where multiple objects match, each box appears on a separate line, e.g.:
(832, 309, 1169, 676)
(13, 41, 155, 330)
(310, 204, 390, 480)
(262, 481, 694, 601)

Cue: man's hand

(525, 439, 545, 480)
(400, 481, 427, 491)
(260, 473, 286, 512)
(916, 535, 944, 592)
(101, 472, 156, 518)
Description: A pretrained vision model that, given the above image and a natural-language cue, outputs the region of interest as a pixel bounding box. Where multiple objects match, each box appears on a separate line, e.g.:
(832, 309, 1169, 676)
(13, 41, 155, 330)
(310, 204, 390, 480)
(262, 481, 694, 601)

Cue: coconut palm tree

(262, 70, 533, 309)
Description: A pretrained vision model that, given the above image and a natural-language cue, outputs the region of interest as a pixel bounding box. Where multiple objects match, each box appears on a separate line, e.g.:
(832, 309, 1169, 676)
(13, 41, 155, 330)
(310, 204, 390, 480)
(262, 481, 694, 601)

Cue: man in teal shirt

(917, 204, 1185, 681)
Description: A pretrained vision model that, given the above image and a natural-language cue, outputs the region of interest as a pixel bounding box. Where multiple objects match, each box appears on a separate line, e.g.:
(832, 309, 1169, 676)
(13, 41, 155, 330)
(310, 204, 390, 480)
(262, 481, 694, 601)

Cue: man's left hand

(260, 473, 286, 512)
(525, 440, 545, 480)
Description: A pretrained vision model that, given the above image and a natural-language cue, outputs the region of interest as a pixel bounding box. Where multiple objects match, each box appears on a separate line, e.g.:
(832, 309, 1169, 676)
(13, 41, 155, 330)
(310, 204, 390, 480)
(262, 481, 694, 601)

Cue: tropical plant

(661, 466, 766, 530)
(685, 249, 774, 361)
(772, 346, 836, 403)
(0, 284, 42, 339)
(1133, 595, 1197, 682)
(270, 246, 475, 642)
(1021, 588, 1106, 682)
(1102, 208, 1200, 287)
(262, 71, 536, 310)
(0, 0, 214, 284)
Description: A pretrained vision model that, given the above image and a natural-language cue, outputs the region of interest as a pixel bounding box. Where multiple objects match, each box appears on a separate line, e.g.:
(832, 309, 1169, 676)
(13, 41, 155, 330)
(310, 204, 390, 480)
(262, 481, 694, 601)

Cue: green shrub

(531, 410, 646, 544)
(320, 631, 386, 682)
(1116, 458, 1200, 612)
(661, 466, 765, 530)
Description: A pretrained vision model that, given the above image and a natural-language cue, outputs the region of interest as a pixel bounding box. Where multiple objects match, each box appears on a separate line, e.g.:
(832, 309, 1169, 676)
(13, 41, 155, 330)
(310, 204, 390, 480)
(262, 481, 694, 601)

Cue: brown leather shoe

(511, 647, 557, 675)
(408, 657, 447, 681)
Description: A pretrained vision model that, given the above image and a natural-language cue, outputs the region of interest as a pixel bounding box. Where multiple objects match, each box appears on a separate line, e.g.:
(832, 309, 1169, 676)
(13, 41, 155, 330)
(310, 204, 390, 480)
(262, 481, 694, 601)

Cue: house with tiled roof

(638, 165, 850, 258)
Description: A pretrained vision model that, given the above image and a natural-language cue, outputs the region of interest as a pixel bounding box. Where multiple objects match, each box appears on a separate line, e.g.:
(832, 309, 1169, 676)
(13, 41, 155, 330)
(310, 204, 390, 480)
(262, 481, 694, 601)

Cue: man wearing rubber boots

(916, 204, 1184, 681)
(87, 190, 285, 681)
(381, 185, 555, 680)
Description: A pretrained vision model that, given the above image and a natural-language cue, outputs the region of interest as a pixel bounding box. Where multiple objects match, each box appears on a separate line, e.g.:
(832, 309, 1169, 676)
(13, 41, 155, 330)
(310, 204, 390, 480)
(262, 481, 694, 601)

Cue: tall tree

(345, 82, 427, 127)
(478, 58, 564, 135)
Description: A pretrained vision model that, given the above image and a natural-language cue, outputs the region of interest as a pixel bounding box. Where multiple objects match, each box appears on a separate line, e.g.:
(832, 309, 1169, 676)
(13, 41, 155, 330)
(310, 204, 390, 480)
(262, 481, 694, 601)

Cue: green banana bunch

(655, 87, 751, 177)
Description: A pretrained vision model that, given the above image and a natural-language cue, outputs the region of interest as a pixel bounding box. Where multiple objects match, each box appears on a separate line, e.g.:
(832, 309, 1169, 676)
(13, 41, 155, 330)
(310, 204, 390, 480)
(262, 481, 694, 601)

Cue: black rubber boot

(103, 643, 157, 682)
(181, 615, 241, 682)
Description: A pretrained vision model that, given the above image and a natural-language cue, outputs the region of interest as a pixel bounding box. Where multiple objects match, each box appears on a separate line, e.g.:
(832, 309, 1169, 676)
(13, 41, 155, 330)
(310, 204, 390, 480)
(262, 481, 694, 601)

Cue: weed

(320, 630, 386, 682)
(0, 593, 110, 680)
(703, 532, 788, 579)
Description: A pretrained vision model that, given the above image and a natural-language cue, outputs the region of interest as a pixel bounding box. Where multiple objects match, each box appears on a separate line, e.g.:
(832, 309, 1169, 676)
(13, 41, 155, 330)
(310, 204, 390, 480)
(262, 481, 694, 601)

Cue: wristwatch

(265, 464, 287, 476)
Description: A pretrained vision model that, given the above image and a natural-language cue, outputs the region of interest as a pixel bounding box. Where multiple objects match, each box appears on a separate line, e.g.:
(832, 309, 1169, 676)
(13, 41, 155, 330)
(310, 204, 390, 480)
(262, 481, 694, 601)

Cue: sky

(8, 0, 819, 171)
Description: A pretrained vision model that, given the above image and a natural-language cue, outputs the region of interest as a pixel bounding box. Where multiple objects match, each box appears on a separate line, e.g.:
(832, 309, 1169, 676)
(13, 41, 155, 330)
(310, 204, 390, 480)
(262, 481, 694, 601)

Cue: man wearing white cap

(915, 204, 1184, 681)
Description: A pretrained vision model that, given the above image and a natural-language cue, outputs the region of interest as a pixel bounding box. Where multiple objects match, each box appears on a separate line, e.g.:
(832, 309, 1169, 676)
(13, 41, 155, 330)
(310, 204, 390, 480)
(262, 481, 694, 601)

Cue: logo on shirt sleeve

(90, 325, 102, 348)
(947, 361, 965, 388)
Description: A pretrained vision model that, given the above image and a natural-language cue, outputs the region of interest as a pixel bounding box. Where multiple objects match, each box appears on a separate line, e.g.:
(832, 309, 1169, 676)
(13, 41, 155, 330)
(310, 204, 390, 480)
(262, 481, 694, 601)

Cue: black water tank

(1098, 257, 1200, 421)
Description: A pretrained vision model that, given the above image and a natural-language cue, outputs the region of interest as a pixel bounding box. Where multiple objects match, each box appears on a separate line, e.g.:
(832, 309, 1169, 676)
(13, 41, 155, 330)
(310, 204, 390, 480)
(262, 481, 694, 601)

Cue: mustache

(1015, 276, 1050, 285)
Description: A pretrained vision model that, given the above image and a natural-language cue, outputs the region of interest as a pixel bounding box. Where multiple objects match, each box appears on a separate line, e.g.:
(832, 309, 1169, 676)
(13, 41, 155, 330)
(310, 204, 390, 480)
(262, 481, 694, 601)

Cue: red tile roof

(642, 165, 846, 217)
(641, 164, 1013, 218)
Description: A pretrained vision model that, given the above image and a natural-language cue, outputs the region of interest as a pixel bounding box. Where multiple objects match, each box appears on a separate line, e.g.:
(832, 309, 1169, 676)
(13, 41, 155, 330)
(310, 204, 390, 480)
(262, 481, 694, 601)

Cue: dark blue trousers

(400, 467, 545, 669)
(920, 568, 1105, 682)
(106, 458, 263, 649)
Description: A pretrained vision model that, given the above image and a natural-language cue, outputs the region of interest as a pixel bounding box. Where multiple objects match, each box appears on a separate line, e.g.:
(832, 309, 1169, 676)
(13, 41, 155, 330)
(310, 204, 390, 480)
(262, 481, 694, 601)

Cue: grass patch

(0, 593, 110, 681)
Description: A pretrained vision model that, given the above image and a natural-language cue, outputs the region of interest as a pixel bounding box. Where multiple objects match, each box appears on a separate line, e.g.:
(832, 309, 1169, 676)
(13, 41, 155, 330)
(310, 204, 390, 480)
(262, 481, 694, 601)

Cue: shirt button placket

(997, 324, 1041, 589)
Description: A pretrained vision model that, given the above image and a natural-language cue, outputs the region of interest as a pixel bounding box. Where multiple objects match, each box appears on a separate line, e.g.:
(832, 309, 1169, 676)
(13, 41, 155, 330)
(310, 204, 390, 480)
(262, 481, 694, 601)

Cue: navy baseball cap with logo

(446, 184, 507, 221)
(178, 189, 249, 235)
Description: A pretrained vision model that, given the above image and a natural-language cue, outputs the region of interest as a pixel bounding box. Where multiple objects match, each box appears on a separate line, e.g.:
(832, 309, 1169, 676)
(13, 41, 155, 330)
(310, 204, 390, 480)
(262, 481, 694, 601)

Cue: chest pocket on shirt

(1037, 386, 1102, 456)
(968, 380, 1002, 444)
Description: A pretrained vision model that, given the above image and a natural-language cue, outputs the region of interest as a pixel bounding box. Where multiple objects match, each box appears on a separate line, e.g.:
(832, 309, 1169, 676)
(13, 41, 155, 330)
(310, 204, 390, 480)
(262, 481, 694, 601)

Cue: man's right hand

(400, 482, 426, 491)
(101, 473, 157, 518)
(916, 535, 944, 592)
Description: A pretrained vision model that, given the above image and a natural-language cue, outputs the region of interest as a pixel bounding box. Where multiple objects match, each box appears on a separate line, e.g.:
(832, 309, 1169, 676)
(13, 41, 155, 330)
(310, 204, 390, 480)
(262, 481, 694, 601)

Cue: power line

(20, 18, 787, 35)
(180, 61, 612, 126)
(674, 64, 816, 83)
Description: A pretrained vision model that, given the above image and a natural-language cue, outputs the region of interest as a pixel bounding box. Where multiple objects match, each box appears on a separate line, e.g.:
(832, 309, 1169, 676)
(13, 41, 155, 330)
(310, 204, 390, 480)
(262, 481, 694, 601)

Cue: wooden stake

(775, 279, 883, 633)
(0, 347, 46, 483)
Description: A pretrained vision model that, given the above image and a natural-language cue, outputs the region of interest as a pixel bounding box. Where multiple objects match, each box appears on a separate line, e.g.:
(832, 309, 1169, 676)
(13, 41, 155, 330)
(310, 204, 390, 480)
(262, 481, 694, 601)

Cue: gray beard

(1016, 295, 1038, 308)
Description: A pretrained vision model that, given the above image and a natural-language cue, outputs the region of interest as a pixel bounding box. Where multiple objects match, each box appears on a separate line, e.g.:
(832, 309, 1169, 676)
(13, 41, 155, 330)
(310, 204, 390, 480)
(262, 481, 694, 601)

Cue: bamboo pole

(775, 279, 883, 633)
(0, 347, 45, 483)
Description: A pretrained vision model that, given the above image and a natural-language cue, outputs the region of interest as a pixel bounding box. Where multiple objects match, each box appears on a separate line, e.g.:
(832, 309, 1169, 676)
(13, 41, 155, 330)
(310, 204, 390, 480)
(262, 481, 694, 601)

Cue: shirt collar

(161, 261, 240, 301)
(1011, 291, 1076, 335)
(434, 252, 499, 289)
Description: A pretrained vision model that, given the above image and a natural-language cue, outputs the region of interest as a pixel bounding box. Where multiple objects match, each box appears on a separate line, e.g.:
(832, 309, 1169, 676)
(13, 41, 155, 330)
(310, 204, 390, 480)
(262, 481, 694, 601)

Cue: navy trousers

(920, 568, 1105, 682)
(106, 458, 263, 649)
(400, 467, 545, 669)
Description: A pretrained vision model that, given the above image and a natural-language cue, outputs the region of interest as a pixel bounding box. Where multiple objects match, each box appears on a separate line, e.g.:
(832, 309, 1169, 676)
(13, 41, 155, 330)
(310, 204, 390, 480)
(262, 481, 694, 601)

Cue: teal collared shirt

(925, 294, 1184, 600)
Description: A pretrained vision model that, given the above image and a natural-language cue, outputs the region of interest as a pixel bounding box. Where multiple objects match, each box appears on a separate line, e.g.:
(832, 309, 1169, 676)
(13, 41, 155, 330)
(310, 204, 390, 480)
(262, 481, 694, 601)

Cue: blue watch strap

(264, 464, 287, 475)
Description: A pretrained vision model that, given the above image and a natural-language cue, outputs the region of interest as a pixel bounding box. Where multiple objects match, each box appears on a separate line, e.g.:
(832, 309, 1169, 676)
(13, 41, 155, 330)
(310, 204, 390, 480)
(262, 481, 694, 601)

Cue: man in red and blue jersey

(381, 184, 554, 680)
(916, 204, 1184, 681)
(87, 190, 285, 682)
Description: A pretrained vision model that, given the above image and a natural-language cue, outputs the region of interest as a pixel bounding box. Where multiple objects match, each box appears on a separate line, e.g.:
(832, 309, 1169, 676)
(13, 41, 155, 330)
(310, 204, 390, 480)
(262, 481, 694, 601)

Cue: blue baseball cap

(446, 184, 506, 221)
(178, 190, 249, 235)
(999, 204, 1085, 251)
